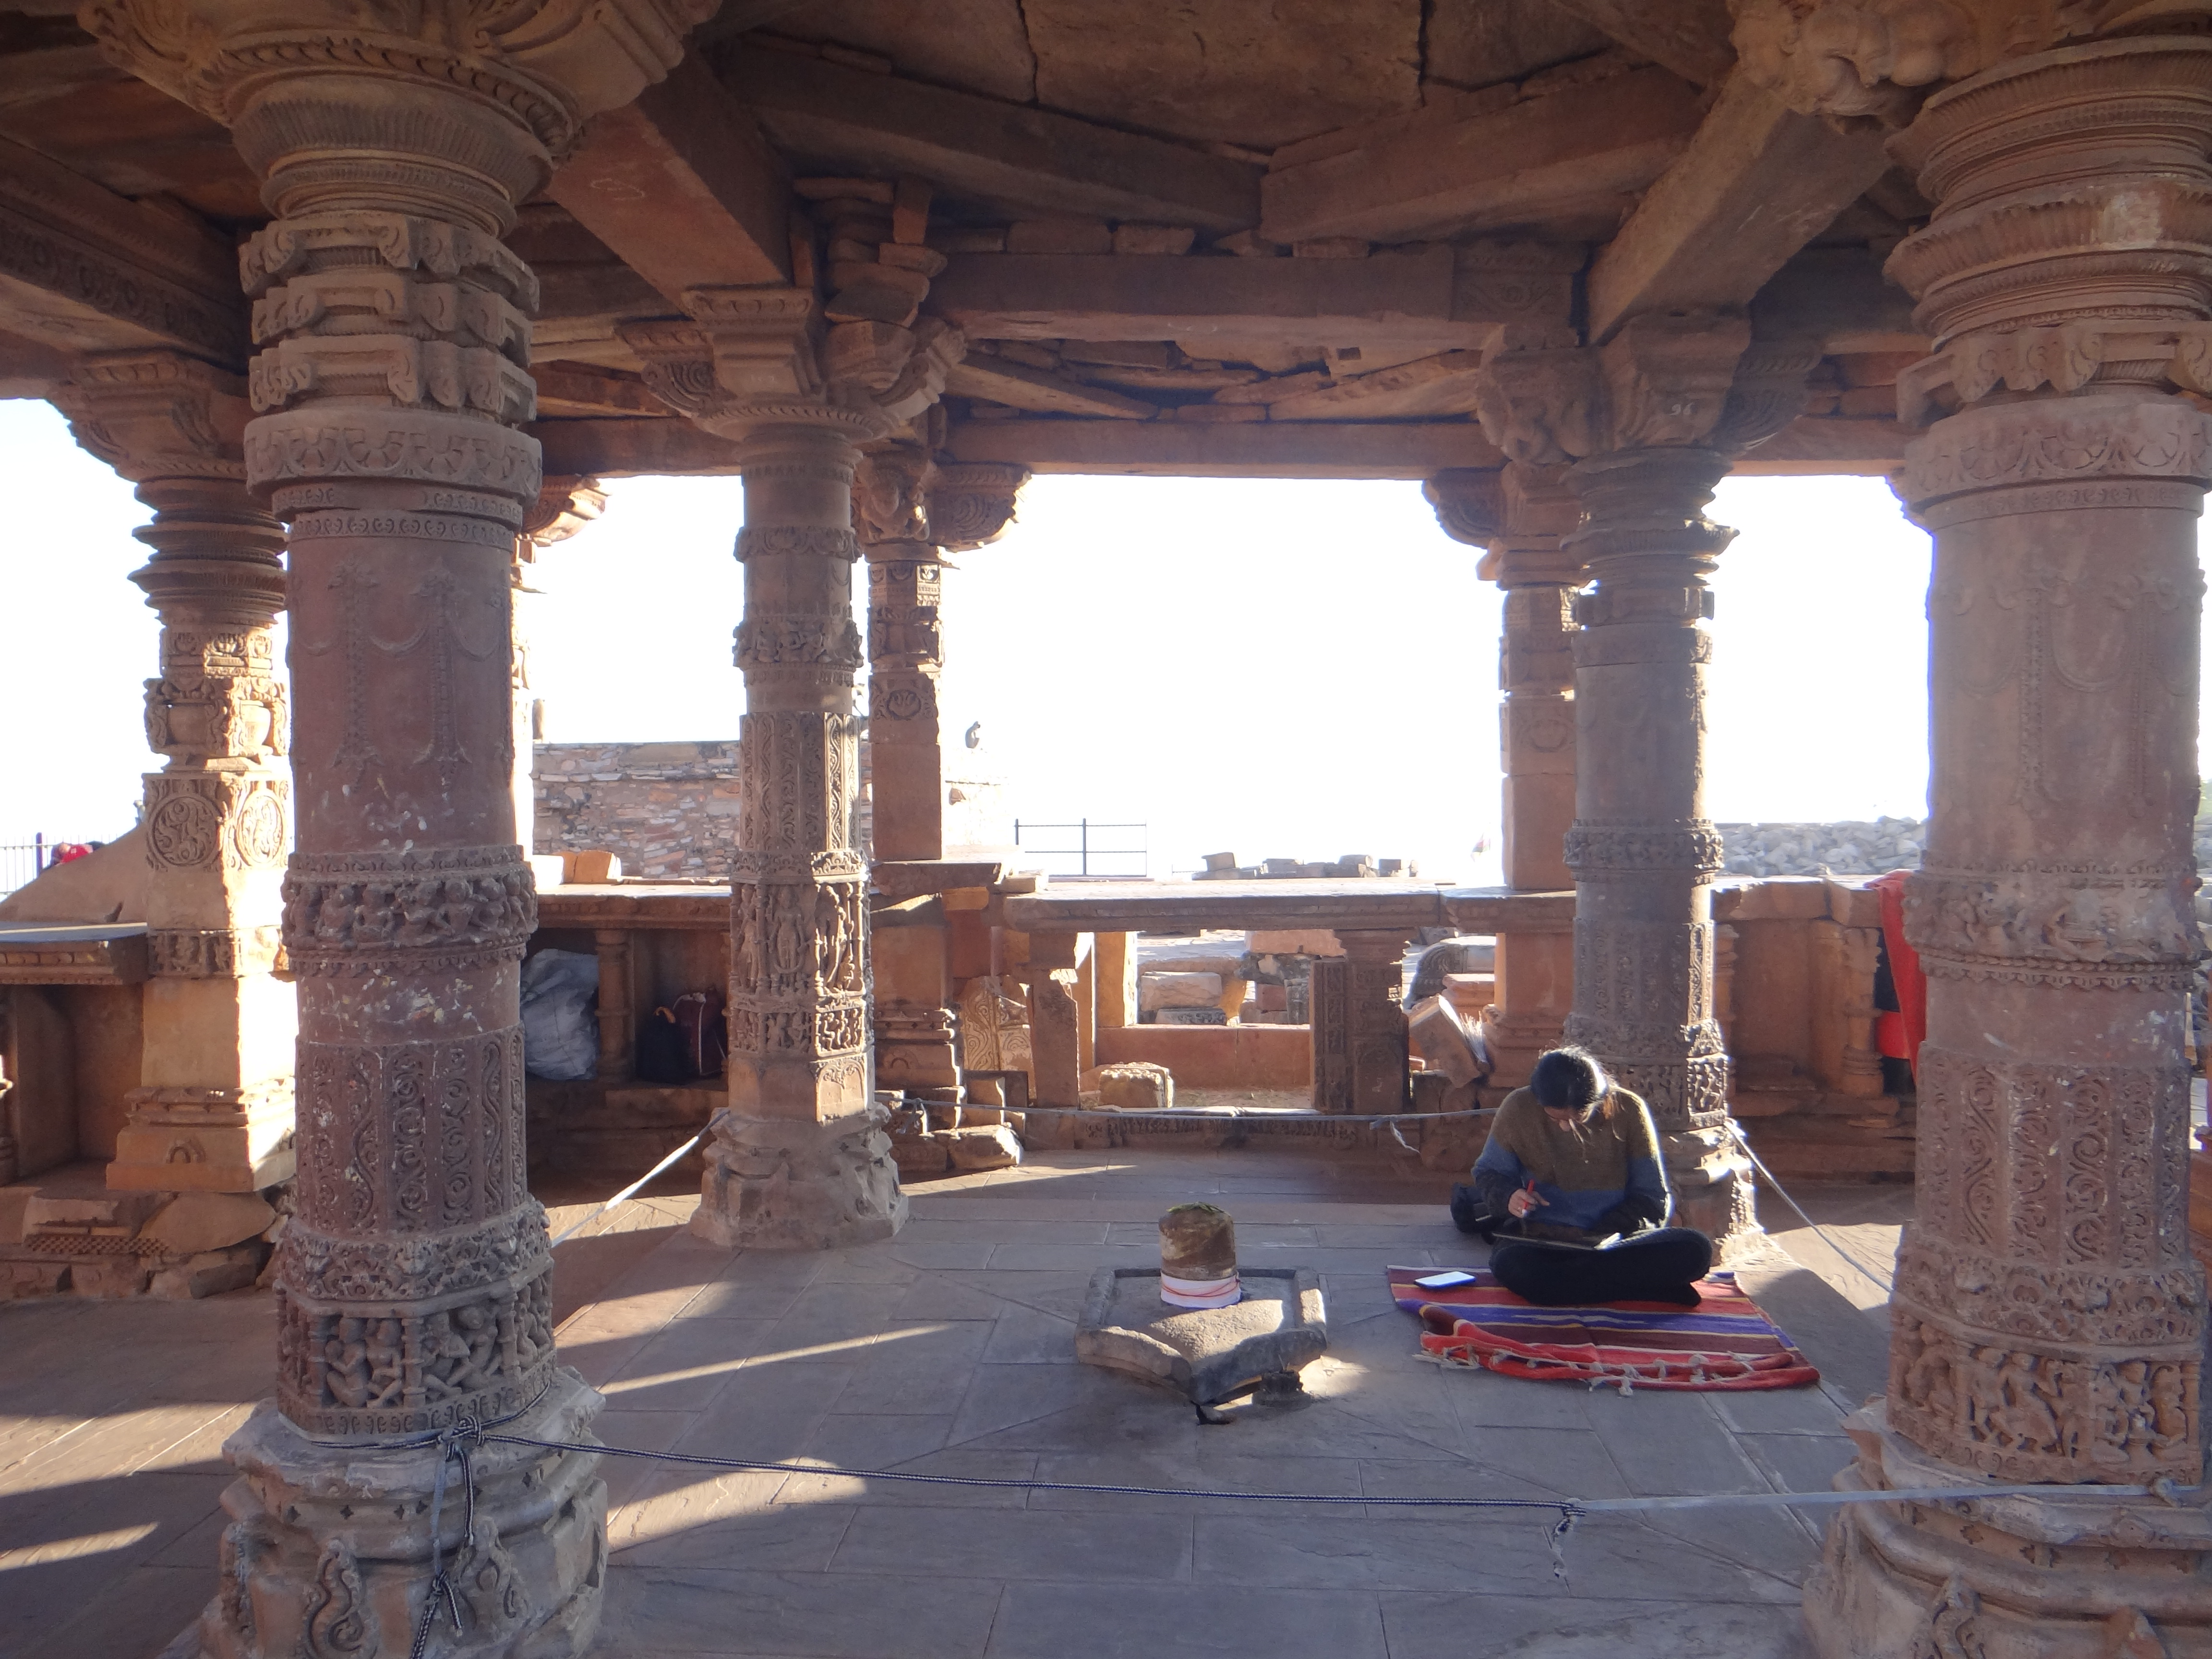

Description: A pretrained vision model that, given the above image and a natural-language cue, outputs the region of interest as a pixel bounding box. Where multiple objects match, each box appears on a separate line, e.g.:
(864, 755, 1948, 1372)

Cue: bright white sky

(0, 393, 2159, 881)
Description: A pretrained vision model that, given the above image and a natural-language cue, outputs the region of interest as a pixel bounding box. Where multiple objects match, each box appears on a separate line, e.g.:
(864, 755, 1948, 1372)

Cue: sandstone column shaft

(700, 423, 904, 1248)
(1798, 34, 2212, 1659)
(1563, 447, 1751, 1241)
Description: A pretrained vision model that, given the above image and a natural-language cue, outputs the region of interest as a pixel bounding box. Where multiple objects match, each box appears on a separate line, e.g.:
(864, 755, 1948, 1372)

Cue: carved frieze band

(1887, 1305, 2200, 1484)
(731, 875, 866, 1060)
(1563, 821, 1726, 876)
(1900, 396, 2212, 512)
(0, 198, 243, 364)
(734, 613, 865, 673)
(1903, 866, 2202, 989)
(281, 846, 537, 973)
(274, 1269, 553, 1440)
(734, 525, 861, 564)
(245, 409, 541, 509)
(282, 1203, 550, 1306)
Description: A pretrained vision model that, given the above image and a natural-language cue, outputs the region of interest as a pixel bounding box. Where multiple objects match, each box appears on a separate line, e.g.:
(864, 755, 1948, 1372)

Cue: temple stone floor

(0, 1150, 1911, 1659)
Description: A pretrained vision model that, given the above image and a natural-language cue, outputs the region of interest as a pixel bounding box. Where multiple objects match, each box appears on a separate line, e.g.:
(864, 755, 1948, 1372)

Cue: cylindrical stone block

(1160, 1203, 1239, 1308)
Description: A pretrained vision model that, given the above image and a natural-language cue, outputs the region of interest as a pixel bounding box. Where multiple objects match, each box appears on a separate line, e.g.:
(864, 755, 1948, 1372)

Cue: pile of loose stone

(1722, 816, 2212, 880)
(1718, 818, 1925, 877)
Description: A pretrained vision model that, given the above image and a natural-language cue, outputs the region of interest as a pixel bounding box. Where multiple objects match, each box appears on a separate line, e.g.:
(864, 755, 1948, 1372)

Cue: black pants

(1489, 1227, 1713, 1307)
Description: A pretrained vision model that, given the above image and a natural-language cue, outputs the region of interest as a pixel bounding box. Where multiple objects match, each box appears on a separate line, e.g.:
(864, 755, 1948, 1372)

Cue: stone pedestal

(697, 421, 902, 1249)
(52, 361, 299, 1194)
(1799, 36, 2212, 1659)
(197, 1371, 606, 1659)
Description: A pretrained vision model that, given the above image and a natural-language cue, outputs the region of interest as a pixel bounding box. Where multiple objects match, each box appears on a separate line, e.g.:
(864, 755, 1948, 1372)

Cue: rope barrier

(1725, 1120, 1898, 1297)
(548, 1124, 717, 1247)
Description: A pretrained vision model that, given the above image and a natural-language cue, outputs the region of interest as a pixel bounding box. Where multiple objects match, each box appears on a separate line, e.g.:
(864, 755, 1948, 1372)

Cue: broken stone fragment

(1097, 1060, 1173, 1112)
(1139, 971, 1223, 1010)
(140, 1190, 276, 1256)
(1406, 994, 1485, 1088)
(945, 1123, 1022, 1170)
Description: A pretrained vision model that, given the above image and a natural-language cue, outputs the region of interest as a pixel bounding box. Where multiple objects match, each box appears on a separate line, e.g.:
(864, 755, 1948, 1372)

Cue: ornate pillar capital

(79, 0, 716, 211)
(521, 474, 607, 555)
(1473, 311, 1808, 473)
(927, 461, 1029, 550)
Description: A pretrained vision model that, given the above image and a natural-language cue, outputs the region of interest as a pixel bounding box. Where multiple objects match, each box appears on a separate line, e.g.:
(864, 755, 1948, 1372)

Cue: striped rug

(1388, 1266, 1820, 1392)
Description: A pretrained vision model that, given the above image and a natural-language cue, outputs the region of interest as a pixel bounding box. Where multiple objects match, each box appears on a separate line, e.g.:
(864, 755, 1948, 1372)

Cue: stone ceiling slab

(1424, 0, 1611, 92)
(1024, 0, 1423, 150)
(758, 0, 1038, 105)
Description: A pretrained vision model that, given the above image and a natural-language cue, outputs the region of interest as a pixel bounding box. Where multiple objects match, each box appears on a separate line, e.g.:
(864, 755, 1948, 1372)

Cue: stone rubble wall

(534, 741, 743, 879)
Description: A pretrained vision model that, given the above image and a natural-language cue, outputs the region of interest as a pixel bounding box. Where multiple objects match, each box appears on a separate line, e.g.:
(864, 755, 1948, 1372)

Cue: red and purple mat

(1387, 1266, 1821, 1391)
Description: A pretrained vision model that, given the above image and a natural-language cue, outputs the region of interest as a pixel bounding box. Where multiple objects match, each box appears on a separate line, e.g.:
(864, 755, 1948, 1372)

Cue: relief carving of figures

(853, 449, 934, 545)
(815, 884, 861, 993)
(283, 849, 536, 971)
(1890, 1312, 2199, 1480)
(1904, 867, 2200, 987)
(733, 613, 865, 673)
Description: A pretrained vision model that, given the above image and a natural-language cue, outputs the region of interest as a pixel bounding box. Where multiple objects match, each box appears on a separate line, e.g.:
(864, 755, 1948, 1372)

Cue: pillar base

(108, 1084, 295, 1192)
(1664, 1124, 1760, 1256)
(691, 1105, 908, 1250)
(187, 1366, 606, 1659)
(1806, 1403, 2212, 1659)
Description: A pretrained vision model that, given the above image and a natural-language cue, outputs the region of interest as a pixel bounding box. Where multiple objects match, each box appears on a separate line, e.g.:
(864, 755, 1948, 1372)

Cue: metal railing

(1, 835, 49, 898)
(1012, 818, 1147, 879)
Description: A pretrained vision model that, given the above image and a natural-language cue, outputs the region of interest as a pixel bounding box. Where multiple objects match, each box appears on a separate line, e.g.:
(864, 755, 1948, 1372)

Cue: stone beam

(1751, 248, 1925, 356)
(530, 361, 673, 418)
(718, 49, 1261, 231)
(0, 134, 245, 364)
(927, 244, 1575, 349)
(1259, 65, 1702, 245)
(1730, 415, 1904, 476)
(547, 55, 791, 302)
(1585, 70, 1891, 342)
(1544, 0, 1738, 85)
(943, 416, 1505, 479)
(532, 415, 744, 475)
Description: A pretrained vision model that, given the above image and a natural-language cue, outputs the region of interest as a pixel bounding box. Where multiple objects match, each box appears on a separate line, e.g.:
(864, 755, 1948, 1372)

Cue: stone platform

(0, 1151, 1910, 1659)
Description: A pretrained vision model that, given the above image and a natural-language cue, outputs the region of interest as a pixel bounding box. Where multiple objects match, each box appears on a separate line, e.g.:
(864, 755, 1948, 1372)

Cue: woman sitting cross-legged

(1457, 1046, 1713, 1308)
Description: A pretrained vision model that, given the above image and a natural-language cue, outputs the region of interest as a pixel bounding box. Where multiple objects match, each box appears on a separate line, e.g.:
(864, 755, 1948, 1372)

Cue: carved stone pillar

(84, 2, 711, 1651)
(1795, 36, 2212, 1659)
(856, 455, 1024, 1105)
(1563, 441, 1751, 1243)
(856, 448, 942, 863)
(1473, 317, 1812, 1247)
(52, 353, 297, 1193)
(619, 187, 964, 1247)
(1426, 461, 1579, 1090)
(705, 416, 894, 1245)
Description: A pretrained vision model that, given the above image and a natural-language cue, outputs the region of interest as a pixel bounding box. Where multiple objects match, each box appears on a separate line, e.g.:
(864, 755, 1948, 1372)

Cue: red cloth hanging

(1870, 869, 1926, 1078)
